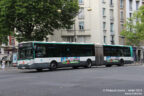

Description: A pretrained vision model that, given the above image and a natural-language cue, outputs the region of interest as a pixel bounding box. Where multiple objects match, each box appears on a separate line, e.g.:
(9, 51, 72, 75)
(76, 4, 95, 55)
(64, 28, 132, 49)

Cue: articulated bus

(17, 41, 134, 71)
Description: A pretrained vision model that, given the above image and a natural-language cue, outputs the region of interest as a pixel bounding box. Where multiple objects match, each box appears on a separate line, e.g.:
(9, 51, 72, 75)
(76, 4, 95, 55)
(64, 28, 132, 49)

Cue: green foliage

(0, 0, 79, 42)
(121, 6, 144, 46)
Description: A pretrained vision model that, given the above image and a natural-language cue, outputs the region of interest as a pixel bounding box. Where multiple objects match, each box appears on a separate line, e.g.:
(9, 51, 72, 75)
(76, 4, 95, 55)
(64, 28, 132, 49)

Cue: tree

(121, 6, 144, 46)
(0, 0, 79, 42)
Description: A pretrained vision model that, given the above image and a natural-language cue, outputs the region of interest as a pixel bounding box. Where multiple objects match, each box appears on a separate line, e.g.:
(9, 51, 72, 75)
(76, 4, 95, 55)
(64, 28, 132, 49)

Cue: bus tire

(72, 66, 79, 69)
(105, 64, 112, 67)
(118, 60, 124, 66)
(49, 62, 57, 71)
(36, 69, 43, 72)
(84, 60, 92, 68)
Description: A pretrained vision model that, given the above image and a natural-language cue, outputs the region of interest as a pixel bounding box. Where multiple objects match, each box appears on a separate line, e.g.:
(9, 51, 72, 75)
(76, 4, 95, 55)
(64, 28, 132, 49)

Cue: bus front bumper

(18, 63, 50, 69)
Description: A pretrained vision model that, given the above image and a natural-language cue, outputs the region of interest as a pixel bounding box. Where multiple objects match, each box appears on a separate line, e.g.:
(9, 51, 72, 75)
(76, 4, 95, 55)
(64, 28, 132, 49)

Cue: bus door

(95, 45, 104, 66)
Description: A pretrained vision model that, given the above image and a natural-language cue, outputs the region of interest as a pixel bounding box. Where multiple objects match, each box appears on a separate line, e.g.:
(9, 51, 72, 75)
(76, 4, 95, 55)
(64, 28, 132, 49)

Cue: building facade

(126, 0, 144, 19)
(118, 0, 144, 45)
(118, 0, 126, 45)
(49, 0, 119, 45)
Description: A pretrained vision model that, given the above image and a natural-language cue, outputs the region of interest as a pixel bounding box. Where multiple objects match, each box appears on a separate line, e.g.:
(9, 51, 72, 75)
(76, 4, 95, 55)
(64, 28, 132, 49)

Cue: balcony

(61, 30, 91, 36)
(103, 15, 106, 20)
(120, 18, 124, 23)
(120, 4, 124, 9)
(110, 31, 115, 35)
(110, 3, 114, 8)
(110, 17, 114, 22)
(129, 7, 133, 11)
(102, 1, 106, 4)
(103, 30, 107, 36)
(61, 30, 75, 36)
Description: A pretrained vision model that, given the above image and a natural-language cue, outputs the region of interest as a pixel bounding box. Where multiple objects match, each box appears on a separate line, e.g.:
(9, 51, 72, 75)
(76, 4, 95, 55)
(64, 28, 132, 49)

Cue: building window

(63, 37, 74, 42)
(120, 24, 124, 32)
(103, 22, 106, 30)
(102, 0, 106, 3)
(120, 11, 124, 20)
(111, 35, 115, 44)
(78, 8, 84, 19)
(67, 25, 74, 30)
(77, 36, 90, 43)
(129, 13, 132, 18)
(103, 8, 106, 16)
(120, 0, 124, 8)
(104, 36, 106, 44)
(110, 9, 114, 19)
(136, 1, 139, 10)
(110, 0, 113, 5)
(79, 0, 84, 4)
(129, 0, 133, 11)
(110, 23, 114, 32)
(79, 21, 84, 30)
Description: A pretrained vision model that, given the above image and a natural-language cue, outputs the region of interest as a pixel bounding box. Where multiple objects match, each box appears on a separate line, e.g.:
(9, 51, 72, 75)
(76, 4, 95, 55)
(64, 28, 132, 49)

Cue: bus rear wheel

(118, 60, 124, 66)
(72, 66, 79, 69)
(36, 69, 43, 72)
(84, 60, 92, 68)
(49, 62, 57, 71)
(105, 64, 112, 67)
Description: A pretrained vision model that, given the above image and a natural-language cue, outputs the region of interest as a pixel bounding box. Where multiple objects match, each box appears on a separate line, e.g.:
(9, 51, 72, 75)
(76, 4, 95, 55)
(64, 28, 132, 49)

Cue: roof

(19, 41, 95, 45)
(19, 41, 132, 47)
(103, 44, 131, 47)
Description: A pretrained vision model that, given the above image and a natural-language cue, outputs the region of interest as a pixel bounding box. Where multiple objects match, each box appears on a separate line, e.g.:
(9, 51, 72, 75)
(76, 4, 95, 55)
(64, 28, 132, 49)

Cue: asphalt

(0, 63, 144, 96)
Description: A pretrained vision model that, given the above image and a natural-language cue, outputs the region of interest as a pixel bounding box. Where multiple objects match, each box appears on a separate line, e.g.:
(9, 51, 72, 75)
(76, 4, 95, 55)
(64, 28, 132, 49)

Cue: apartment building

(118, 0, 144, 45)
(126, 0, 144, 19)
(118, 0, 126, 45)
(49, 0, 119, 45)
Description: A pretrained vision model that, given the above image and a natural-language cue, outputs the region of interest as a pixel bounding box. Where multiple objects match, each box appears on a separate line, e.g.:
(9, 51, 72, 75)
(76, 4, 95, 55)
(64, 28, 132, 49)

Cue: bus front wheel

(49, 62, 57, 71)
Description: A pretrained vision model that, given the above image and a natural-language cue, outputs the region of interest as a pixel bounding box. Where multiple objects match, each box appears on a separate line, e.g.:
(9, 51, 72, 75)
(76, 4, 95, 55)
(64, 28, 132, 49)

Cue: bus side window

(123, 47, 131, 57)
(117, 47, 123, 56)
(35, 45, 46, 58)
(46, 45, 57, 57)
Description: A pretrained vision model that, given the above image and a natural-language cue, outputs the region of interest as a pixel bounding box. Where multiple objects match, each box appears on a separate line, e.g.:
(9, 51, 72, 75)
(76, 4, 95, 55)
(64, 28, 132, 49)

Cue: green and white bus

(17, 41, 134, 71)
(103, 45, 134, 67)
(18, 41, 95, 71)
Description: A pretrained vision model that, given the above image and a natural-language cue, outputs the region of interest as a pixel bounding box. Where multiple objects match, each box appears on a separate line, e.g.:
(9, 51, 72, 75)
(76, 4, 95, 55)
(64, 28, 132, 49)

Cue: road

(0, 65, 144, 96)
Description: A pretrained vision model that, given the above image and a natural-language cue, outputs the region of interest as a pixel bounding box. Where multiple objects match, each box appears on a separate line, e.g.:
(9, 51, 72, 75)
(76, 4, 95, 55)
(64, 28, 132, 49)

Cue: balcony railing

(103, 30, 107, 36)
(110, 31, 115, 35)
(110, 17, 114, 22)
(110, 3, 114, 8)
(61, 30, 91, 36)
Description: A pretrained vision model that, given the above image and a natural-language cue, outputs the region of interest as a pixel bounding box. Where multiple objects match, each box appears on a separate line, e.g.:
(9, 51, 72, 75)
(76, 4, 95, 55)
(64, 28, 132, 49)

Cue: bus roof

(19, 41, 95, 45)
(103, 44, 132, 47)
(19, 41, 132, 47)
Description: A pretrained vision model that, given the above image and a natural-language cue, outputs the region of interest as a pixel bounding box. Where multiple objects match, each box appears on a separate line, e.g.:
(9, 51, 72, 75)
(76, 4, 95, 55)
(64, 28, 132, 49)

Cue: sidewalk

(0, 63, 144, 72)
(0, 67, 18, 71)
(131, 62, 144, 65)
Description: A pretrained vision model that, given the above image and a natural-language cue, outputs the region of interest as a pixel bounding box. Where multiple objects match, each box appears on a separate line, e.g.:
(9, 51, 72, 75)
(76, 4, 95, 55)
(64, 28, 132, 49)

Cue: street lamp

(57, 9, 62, 13)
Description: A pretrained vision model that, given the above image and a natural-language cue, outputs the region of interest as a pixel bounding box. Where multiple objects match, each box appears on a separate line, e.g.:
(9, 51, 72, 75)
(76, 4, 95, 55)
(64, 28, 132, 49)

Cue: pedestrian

(1, 58, 6, 71)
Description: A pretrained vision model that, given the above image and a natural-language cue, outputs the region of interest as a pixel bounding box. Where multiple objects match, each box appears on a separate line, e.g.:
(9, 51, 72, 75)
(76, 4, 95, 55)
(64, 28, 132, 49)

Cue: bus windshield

(18, 47, 33, 60)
